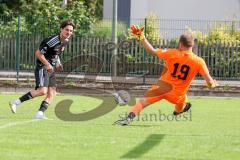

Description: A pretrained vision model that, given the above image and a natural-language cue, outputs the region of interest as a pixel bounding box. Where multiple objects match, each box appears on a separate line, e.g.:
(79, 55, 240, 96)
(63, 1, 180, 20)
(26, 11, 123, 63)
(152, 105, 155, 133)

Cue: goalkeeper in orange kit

(114, 25, 218, 125)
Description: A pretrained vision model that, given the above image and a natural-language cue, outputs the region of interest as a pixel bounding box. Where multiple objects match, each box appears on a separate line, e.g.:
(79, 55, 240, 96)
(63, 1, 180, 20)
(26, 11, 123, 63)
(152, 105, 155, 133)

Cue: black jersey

(37, 34, 69, 67)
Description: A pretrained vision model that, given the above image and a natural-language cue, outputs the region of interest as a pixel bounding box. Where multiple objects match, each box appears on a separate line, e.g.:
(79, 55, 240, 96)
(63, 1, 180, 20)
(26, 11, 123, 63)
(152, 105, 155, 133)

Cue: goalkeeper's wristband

(138, 33, 145, 41)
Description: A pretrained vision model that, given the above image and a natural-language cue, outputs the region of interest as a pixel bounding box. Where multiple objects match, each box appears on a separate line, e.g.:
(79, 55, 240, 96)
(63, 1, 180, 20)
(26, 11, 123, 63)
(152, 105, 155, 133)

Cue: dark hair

(60, 20, 75, 29)
(179, 33, 194, 48)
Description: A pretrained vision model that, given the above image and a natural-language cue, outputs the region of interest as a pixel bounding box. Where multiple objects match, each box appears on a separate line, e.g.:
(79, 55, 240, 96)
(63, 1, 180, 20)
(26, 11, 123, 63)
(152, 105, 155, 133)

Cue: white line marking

(0, 119, 39, 129)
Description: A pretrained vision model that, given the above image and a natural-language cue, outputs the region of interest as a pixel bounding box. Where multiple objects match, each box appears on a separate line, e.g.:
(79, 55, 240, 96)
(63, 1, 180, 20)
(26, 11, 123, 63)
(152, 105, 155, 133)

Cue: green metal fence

(0, 34, 240, 80)
(0, 15, 240, 80)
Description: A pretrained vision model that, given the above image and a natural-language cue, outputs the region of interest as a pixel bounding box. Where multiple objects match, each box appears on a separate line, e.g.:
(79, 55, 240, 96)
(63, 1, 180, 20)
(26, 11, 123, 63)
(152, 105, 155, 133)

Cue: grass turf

(0, 93, 239, 160)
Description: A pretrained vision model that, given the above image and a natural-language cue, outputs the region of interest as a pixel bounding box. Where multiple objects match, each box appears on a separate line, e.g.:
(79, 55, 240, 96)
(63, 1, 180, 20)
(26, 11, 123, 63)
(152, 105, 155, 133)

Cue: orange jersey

(156, 48, 209, 95)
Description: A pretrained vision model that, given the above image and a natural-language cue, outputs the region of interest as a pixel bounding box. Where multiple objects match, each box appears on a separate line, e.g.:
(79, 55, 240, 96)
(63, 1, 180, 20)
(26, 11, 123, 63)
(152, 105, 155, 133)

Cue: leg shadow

(121, 134, 165, 159)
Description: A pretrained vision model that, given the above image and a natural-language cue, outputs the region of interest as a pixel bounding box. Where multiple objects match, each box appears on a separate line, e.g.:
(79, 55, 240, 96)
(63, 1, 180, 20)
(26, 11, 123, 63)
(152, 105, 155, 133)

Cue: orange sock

(130, 101, 145, 115)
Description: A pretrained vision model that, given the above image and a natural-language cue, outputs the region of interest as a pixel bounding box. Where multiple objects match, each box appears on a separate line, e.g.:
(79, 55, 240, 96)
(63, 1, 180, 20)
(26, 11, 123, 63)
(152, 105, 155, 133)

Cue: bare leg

(10, 87, 48, 113)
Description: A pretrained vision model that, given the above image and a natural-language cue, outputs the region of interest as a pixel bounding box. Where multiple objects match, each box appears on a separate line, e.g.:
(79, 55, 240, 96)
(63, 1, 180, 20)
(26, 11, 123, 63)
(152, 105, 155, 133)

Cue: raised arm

(129, 25, 158, 57)
(141, 38, 158, 57)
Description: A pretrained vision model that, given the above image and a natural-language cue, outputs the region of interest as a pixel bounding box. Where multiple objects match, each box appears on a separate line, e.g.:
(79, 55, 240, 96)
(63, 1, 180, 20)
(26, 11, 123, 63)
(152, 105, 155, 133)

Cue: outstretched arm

(141, 38, 158, 57)
(129, 25, 158, 57)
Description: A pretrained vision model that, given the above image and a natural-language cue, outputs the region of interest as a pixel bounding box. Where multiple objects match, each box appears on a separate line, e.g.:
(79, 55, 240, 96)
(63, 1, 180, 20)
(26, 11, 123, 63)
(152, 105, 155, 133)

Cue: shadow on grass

(120, 134, 165, 159)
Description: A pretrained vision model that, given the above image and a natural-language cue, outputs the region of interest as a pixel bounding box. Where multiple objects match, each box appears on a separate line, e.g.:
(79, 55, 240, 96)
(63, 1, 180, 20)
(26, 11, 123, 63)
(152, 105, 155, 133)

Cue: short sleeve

(39, 39, 50, 54)
(156, 49, 176, 60)
(198, 58, 209, 76)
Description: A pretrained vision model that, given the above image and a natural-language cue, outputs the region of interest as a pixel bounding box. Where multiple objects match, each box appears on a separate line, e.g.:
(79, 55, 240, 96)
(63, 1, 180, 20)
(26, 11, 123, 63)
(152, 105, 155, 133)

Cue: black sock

(19, 92, 33, 103)
(39, 101, 49, 112)
(128, 112, 136, 119)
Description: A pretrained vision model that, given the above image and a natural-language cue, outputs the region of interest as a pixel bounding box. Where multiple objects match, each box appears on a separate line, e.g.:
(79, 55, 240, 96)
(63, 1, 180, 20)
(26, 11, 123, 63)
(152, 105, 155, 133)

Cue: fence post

(16, 15, 21, 83)
(111, 0, 118, 77)
(193, 38, 198, 54)
(143, 18, 147, 84)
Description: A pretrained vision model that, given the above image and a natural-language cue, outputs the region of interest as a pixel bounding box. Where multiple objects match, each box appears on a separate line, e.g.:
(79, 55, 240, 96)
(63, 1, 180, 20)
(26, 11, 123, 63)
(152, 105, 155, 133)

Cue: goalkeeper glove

(128, 25, 145, 41)
(207, 79, 219, 88)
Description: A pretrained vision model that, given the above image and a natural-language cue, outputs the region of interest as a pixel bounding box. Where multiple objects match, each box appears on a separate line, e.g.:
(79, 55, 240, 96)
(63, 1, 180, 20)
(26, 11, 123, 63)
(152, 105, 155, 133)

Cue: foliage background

(0, 0, 103, 35)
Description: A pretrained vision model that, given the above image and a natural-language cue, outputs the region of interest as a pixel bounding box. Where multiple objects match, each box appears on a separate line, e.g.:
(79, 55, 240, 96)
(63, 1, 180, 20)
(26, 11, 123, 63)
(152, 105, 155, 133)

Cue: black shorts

(35, 67, 56, 89)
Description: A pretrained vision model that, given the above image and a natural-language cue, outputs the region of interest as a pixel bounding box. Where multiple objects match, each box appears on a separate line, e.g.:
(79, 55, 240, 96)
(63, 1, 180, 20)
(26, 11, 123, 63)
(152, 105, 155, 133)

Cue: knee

(39, 88, 48, 96)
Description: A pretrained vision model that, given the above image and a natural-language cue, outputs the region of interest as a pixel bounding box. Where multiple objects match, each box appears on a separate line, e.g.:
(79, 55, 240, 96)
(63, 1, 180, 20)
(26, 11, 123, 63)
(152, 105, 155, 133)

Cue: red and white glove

(128, 25, 145, 41)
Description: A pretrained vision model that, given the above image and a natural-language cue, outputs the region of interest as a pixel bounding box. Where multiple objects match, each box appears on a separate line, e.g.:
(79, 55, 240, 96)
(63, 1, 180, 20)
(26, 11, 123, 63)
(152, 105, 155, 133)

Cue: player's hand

(208, 79, 219, 88)
(56, 64, 63, 72)
(128, 25, 145, 41)
(213, 79, 219, 87)
(45, 64, 53, 73)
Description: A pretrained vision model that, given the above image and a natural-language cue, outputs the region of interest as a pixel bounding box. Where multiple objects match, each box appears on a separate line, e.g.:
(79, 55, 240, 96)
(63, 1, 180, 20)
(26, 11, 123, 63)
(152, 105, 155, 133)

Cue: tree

(0, 0, 25, 15)
(82, 0, 103, 19)
(0, 0, 95, 35)
(68, 0, 103, 19)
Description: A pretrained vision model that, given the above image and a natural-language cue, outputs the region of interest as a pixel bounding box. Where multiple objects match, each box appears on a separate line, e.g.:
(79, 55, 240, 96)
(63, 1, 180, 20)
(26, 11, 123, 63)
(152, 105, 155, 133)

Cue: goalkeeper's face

(60, 25, 74, 40)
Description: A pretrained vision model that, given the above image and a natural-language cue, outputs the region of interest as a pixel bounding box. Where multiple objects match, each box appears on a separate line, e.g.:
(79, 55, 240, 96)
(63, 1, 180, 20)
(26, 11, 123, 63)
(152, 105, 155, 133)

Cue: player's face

(60, 25, 74, 39)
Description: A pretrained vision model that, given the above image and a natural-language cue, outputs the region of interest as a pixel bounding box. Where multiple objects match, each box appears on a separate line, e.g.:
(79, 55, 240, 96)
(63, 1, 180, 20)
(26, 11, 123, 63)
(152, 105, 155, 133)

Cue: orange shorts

(144, 84, 187, 112)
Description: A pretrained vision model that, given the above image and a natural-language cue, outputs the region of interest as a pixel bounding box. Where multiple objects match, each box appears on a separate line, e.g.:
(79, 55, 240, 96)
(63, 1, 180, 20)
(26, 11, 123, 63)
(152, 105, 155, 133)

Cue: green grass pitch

(0, 93, 239, 160)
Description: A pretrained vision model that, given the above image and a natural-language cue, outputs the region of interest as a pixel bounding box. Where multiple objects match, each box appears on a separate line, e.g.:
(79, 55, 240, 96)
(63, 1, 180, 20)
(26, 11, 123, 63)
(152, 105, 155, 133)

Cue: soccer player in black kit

(9, 20, 75, 119)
